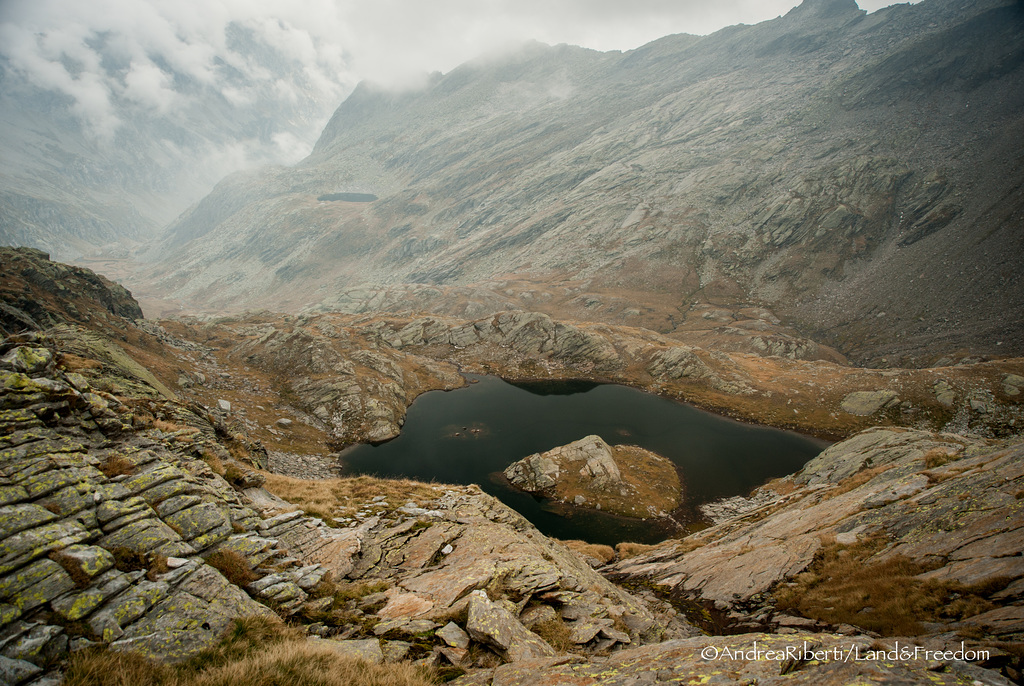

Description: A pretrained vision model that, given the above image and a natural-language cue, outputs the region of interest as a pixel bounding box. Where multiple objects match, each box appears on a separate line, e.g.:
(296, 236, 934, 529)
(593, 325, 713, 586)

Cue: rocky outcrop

(0, 333, 287, 675)
(316, 483, 695, 659)
(2, 241, 1020, 685)
(504, 435, 681, 519)
(505, 435, 622, 493)
(839, 390, 899, 416)
(0, 248, 143, 337)
(361, 311, 1024, 440)
(606, 428, 1024, 658)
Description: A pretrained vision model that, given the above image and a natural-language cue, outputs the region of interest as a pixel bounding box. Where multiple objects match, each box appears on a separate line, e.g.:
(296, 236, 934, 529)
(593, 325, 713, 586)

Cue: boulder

(319, 638, 384, 664)
(840, 390, 898, 415)
(465, 590, 555, 663)
(505, 436, 621, 493)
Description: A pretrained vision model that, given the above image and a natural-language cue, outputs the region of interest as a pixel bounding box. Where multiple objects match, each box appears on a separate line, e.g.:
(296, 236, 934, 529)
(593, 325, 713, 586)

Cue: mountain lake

(340, 374, 828, 545)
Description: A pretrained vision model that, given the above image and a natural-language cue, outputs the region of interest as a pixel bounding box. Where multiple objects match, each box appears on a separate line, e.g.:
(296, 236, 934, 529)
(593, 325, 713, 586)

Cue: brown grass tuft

(200, 449, 226, 476)
(110, 548, 170, 581)
(152, 419, 189, 433)
(206, 550, 258, 588)
(262, 472, 453, 520)
(532, 616, 573, 653)
(823, 464, 894, 500)
(146, 554, 170, 581)
(49, 550, 92, 588)
(333, 579, 389, 602)
(558, 539, 615, 564)
(922, 448, 958, 469)
(59, 353, 103, 372)
(63, 647, 173, 686)
(98, 454, 136, 478)
(64, 615, 437, 686)
(615, 542, 659, 560)
(762, 477, 800, 496)
(773, 539, 996, 636)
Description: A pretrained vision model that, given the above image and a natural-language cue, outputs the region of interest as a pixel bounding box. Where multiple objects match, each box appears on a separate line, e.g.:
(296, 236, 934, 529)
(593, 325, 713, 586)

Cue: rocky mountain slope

(2, 225, 1023, 683)
(607, 427, 1024, 679)
(141, 0, 1024, 366)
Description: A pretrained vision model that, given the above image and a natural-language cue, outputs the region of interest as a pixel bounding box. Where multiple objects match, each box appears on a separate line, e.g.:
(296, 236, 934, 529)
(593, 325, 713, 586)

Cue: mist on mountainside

(0, 6, 353, 260)
(139, 0, 1024, 367)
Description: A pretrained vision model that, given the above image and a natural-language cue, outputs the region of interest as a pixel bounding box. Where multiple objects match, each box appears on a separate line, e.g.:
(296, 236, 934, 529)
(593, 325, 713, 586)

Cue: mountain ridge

(137, 0, 1024, 367)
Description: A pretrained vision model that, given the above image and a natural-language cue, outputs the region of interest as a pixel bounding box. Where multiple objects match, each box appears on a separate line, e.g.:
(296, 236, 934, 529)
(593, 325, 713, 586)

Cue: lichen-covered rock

(0, 347, 53, 375)
(0, 654, 42, 685)
(109, 565, 276, 660)
(466, 590, 554, 663)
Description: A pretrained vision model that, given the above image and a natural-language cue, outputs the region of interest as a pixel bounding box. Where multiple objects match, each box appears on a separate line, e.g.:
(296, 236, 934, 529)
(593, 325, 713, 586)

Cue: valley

(1, 0, 1023, 683)
(2, 245, 1024, 683)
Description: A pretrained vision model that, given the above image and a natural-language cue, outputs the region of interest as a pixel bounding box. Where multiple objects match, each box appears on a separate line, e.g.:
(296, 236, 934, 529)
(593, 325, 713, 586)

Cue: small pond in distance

(341, 375, 828, 545)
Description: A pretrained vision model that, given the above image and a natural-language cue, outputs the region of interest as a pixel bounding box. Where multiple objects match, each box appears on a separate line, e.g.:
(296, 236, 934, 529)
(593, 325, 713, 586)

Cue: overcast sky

(0, 0, 919, 146)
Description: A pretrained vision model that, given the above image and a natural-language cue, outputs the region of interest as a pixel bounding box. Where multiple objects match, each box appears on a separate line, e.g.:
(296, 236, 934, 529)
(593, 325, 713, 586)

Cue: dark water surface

(341, 375, 827, 545)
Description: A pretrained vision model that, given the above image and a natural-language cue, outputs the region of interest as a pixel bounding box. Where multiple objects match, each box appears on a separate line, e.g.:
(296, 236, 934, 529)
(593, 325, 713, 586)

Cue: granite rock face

(606, 428, 1024, 654)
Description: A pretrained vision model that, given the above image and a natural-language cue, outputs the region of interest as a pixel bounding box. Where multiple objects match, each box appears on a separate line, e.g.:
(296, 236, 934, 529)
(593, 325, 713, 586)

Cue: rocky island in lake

(503, 435, 682, 519)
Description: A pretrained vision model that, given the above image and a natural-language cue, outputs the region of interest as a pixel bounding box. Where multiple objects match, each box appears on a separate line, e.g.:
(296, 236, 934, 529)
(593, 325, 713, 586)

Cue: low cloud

(0, 0, 918, 169)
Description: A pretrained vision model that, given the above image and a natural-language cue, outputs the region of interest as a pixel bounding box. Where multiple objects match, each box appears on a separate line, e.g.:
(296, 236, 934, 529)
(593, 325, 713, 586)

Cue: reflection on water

(341, 375, 827, 545)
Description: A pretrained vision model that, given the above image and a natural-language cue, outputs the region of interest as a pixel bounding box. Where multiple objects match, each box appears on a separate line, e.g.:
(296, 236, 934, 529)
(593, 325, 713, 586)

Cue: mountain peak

(788, 0, 865, 19)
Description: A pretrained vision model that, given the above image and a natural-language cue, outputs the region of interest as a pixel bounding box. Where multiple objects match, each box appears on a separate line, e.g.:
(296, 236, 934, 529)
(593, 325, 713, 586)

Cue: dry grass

(762, 477, 799, 496)
(532, 617, 573, 653)
(97, 454, 136, 478)
(922, 448, 959, 469)
(262, 472, 453, 519)
(63, 615, 436, 686)
(200, 450, 226, 476)
(206, 550, 257, 588)
(110, 548, 170, 582)
(221, 463, 247, 488)
(333, 579, 389, 602)
(822, 464, 894, 500)
(773, 539, 997, 636)
(58, 353, 103, 372)
(615, 542, 659, 560)
(152, 419, 189, 433)
(558, 539, 616, 564)
(50, 550, 92, 588)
